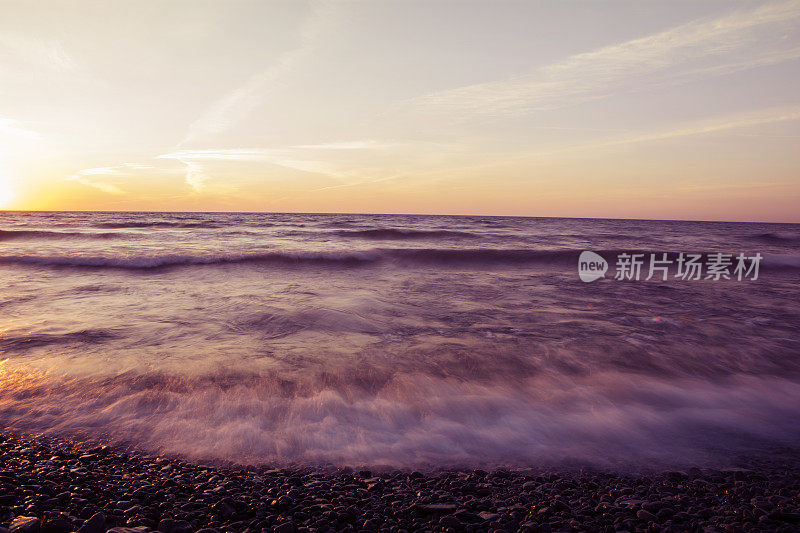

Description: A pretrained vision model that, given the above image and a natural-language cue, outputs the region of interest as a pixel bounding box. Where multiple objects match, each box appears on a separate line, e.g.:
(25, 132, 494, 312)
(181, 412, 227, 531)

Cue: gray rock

(9, 517, 40, 533)
(415, 503, 458, 514)
(439, 515, 463, 529)
(665, 471, 688, 481)
(453, 510, 481, 523)
(77, 513, 105, 533)
(122, 505, 142, 517)
(41, 516, 72, 533)
(551, 499, 570, 512)
(169, 521, 192, 533)
(273, 523, 294, 533)
(636, 509, 656, 521)
(155, 520, 174, 533)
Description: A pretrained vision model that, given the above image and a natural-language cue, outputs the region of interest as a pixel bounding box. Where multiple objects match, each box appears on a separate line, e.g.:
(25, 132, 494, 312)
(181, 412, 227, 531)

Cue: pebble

(415, 503, 458, 514)
(272, 522, 294, 533)
(0, 432, 799, 532)
(9, 518, 39, 533)
(636, 509, 656, 520)
(438, 515, 462, 529)
(75, 513, 105, 533)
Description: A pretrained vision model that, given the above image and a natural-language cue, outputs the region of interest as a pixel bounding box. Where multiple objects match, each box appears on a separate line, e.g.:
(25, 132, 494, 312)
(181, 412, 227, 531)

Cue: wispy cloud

(67, 163, 154, 195)
(481, 104, 800, 179)
(180, 161, 209, 193)
(512, 104, 800, 171)
(0, 32, 77, 79)
(308, 104, 800, 194)
(158, 149, 270, 162)
(71, 163, 153, 176)
(156, 151, 241, 192)
(406, 1, 800, 117)
(68, 177, 124, 195)
(159, 148, 345, 191)
(0, 117, 43, 169)
(158, 140, 391, 191)
(591, 104, 800, 150)
(181, 1, 339, 145)
(0, 117, 41, 140)
(291, 140, 398, 150)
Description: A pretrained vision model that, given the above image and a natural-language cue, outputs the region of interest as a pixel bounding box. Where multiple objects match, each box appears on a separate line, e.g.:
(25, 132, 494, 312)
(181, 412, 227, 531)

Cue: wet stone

(0, 433, 799, 533)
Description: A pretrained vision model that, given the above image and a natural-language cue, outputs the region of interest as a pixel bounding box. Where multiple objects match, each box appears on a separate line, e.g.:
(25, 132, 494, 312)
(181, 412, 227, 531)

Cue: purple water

(1, 212, 799, 468)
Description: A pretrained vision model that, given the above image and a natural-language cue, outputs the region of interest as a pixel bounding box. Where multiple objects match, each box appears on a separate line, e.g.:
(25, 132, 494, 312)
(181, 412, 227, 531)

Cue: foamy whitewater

(1, 212, 799, 469)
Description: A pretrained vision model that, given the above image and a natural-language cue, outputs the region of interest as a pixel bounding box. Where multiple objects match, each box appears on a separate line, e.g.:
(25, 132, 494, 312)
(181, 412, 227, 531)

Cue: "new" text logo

(578, 251, 608, 282)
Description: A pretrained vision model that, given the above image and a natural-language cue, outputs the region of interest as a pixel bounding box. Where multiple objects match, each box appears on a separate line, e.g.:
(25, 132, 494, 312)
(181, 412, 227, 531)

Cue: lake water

(1, 211, 799, 468)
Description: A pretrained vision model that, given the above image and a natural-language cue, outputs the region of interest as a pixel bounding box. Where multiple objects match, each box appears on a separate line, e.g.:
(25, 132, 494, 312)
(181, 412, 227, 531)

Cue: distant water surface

(0, 211, 799, 468)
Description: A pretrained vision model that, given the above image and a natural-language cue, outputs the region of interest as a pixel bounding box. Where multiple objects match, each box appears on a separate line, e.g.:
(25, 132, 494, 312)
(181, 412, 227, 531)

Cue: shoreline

(1, 433, 798, 532)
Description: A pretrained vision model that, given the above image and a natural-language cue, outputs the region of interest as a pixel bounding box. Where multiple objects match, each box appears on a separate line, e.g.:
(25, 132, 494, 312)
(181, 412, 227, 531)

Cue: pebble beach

(1, 433, 799, 533)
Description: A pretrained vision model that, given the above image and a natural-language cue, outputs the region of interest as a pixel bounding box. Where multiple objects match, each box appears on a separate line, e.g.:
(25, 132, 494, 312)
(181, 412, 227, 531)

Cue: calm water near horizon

(1, 211, 799, 469)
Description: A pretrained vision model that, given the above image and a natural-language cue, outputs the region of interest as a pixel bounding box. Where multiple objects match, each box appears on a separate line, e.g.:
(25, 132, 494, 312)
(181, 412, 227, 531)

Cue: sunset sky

(1, 0, 799, 221)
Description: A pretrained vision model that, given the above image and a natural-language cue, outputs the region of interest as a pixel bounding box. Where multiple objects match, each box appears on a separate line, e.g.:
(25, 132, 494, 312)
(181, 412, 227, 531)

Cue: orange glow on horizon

(0, 176, 17, 209)
(0, 2, 798, 222)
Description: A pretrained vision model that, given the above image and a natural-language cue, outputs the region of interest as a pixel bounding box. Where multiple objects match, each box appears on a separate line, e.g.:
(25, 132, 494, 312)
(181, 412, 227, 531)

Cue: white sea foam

(1, 365, 799, 469)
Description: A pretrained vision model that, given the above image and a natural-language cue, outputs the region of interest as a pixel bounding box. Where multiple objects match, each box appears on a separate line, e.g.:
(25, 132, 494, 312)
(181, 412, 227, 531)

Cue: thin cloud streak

(67, 176, 124, 195)
(0, 32, 77, 77)
(158, 147, 347, 192)
(159, 149, 270, 162)
(0, 117, 41, 140)
(406, 1, 800, 117)
(159, 140, 394, 191)
(305, 104, 800, 195)
(71, 163, 154, 176)
(534, 104, 800, 158)
(455, 104, 800, 175)
(67, 163, 155, 195)
(620, 108, 800, 143)
(181, 1, 339, 145)
(291, 141, 399, 150)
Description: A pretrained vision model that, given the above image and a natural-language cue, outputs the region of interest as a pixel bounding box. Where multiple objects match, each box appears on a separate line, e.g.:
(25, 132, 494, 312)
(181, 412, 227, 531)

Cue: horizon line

(1, 209, 797, 225)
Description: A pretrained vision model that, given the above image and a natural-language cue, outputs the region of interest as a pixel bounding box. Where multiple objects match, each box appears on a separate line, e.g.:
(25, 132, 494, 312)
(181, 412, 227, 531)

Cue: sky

(1, 0, 799, 221)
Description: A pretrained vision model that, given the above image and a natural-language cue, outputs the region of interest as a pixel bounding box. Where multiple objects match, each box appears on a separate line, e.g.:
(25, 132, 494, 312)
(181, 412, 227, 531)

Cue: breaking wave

(750, 232, 800, 244)
(93, 221, 223, 229)
(0, 328, 120, 351)
(0, 229, 123, 241)
(2, 249, 797, 271)
(1, 366, 799, 468)
(0, 248, 586, 270)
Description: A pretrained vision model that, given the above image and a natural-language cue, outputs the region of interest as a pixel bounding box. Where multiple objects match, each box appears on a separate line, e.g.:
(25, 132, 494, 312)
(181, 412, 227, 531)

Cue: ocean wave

(330, 228, 483, 240)
(762, 254, 800, 269)
(0, 328, 120, 351)
(93, 221, 223, 229)
(2, 248, 796, 271)
(0, 251, 382, 269)
(0, 248, 581, 270)
(750, 232, 800, 244)
(0, 229, 122, 241)
(1, 367, 799, 468)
